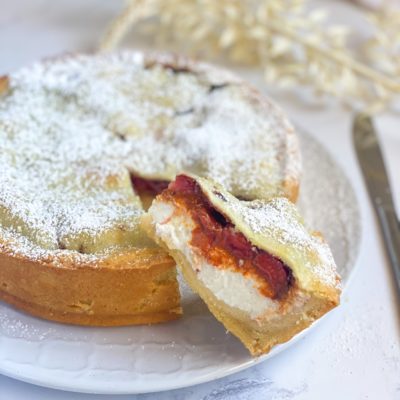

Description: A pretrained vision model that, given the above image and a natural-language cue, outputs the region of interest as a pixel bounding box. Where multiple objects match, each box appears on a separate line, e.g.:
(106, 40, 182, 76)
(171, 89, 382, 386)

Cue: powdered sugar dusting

(232, 198, 338, 287)
(0, 51, 299, 260)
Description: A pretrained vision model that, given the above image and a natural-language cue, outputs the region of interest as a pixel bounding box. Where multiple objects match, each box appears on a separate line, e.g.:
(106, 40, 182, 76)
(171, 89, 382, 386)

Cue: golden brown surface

(0, 76, 9, 95)
(0, 246, 181, 326)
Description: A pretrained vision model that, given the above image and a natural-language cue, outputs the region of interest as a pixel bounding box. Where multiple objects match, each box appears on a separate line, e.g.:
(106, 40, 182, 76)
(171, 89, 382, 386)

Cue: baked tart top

(0, 51, 300, 262)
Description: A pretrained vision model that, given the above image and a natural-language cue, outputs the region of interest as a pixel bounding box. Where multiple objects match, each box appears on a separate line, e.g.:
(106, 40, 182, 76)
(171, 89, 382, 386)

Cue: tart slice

(142, 174, 341, 356)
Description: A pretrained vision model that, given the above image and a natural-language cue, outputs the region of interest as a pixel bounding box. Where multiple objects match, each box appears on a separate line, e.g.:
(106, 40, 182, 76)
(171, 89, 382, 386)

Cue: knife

(353, 113, 400, 296)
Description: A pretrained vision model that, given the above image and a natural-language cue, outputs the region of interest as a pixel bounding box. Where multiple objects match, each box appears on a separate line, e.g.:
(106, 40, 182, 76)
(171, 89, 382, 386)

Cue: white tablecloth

(0, 1, 399, 399)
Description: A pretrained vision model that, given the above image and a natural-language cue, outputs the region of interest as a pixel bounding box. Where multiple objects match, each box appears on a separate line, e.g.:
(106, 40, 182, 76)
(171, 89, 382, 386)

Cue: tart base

(0, 248, 182, 326)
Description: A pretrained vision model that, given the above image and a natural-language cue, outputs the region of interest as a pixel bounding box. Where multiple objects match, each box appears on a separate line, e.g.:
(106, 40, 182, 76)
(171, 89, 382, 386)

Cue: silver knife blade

(353, 113, 400, 295)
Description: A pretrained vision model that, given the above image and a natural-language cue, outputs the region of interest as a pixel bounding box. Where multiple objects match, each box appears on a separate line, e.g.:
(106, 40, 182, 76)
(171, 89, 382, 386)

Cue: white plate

(0, 131, 361, 394)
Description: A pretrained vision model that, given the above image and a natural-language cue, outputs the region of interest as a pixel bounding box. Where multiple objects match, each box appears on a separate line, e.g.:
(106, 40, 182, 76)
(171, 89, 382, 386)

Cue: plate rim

(0, 322, 316, 394)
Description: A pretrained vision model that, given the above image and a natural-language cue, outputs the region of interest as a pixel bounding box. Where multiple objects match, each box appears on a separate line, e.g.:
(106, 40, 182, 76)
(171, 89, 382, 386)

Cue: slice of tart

(142, 174, 341, 356)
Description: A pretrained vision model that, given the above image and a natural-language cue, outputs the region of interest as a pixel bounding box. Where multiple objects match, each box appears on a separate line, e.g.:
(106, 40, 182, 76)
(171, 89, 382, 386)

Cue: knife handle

(376, 203, 400, 295)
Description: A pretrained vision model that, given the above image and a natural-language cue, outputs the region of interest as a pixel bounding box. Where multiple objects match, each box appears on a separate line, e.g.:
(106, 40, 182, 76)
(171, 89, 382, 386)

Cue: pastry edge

(0, 248, 182, 326)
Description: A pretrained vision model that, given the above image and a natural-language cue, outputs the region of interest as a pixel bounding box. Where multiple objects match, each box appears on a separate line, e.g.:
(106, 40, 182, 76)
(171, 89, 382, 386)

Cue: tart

(0, 51, 300, 325)
(143, 174, 341, 355)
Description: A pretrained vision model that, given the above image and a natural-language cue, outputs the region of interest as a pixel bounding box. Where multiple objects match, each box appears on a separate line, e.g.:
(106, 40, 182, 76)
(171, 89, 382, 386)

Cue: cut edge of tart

(142, 174, 341, 356)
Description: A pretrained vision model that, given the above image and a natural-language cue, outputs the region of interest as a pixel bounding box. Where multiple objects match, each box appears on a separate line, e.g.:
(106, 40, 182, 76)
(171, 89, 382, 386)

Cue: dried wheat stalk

(99, 0, 400, 112)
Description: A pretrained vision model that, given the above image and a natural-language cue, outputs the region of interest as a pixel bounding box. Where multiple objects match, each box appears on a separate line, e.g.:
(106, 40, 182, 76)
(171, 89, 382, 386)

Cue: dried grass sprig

(364, 9, 400, 77)
(99, 0, 400, 112)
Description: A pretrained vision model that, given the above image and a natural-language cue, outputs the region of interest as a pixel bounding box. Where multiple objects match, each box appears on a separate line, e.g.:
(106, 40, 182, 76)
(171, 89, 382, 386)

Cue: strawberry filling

(165, 175, 293, 299)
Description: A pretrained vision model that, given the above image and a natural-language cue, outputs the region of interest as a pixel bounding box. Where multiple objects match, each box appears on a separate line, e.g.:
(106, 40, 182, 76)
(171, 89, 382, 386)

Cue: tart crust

(0, 246, 181, 326)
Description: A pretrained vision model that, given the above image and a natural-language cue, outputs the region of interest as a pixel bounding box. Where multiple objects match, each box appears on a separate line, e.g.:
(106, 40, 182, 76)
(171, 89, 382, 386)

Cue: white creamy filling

(150, 201, 279, 319)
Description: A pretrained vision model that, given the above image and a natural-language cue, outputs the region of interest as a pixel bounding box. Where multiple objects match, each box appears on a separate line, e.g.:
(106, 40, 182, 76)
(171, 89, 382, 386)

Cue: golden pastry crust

(0, 76, 9, 95)
(0, 245, 181, 326)
(142, 174, 341, 355)
(0, 51, 300, 325)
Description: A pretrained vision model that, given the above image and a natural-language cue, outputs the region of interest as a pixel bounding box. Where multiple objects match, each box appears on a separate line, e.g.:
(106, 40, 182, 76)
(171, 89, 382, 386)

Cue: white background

(0, 1, 399, 399)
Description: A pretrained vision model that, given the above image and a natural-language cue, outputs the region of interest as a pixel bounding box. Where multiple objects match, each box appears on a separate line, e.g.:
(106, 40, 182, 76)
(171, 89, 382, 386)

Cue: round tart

(143, 174, 341, 355)
(0, 51, 300, 325)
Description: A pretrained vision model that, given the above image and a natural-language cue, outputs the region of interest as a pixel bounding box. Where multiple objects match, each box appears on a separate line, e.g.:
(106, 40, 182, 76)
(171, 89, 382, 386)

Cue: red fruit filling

(165, 175, 293, 299)
(131, 176, 170, 196)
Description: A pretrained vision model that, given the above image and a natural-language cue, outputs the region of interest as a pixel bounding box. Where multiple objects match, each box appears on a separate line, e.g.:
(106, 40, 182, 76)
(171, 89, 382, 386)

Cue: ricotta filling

(150, 201, 279, 319)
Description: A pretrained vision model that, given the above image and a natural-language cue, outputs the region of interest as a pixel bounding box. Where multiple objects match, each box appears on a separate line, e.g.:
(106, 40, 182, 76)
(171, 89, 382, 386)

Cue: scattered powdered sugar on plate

(0, 51, 299, 261)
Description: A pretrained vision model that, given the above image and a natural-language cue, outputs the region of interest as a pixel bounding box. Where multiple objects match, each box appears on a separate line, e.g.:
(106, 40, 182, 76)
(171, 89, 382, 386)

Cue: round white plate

(0, 131, 361, 394)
